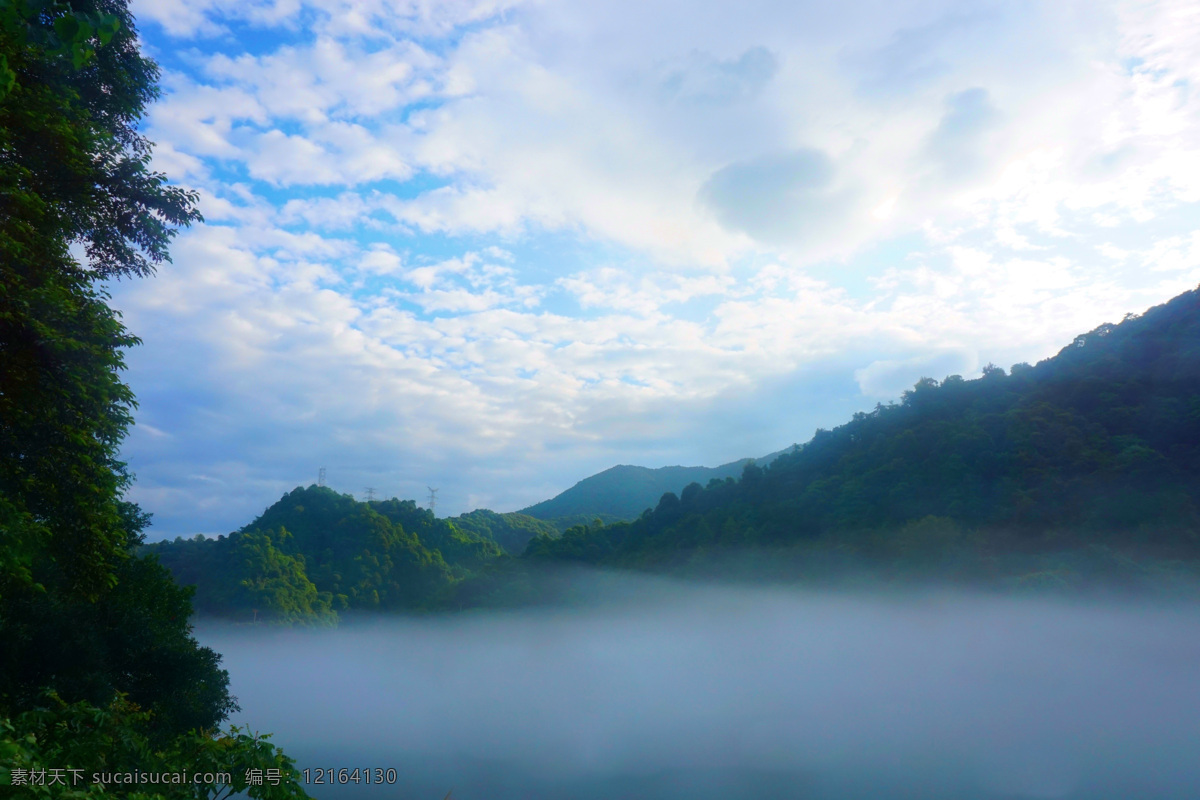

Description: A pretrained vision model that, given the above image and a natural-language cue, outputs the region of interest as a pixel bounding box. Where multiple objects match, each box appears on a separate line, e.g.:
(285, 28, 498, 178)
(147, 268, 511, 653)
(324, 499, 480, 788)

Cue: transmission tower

(364, 486, 377, 502)
(427, 486, 439, 516)
(318, 467, 326, 487)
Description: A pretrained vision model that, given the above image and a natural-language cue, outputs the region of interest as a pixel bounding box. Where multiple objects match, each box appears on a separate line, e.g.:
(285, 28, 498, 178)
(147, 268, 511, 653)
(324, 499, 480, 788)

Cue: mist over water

(197, 574, 1200, 799)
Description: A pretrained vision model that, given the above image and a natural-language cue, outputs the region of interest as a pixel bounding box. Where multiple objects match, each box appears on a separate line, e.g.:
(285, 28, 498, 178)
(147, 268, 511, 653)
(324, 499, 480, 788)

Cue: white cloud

(357, 244, 405, 276)
(278, 192, 373, 230)
(133, 0, 524, 40)
(655, 47, 779, 104)
(204, 38, 440, 121)
(149, 79, 267, 159)
(558, 268, 735, 316)
(1142, 230, 1200, 272)
(144, 0, 1200, 262)
(855, 351, 978, 399)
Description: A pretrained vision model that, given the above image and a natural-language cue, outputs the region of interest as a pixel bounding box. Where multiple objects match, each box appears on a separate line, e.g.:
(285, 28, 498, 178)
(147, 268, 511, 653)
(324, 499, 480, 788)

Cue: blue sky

(113, 0, 1200, 538)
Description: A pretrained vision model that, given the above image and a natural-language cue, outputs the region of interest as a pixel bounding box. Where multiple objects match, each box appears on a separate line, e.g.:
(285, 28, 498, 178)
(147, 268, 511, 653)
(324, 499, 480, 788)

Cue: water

(196, 574, 1200, 799)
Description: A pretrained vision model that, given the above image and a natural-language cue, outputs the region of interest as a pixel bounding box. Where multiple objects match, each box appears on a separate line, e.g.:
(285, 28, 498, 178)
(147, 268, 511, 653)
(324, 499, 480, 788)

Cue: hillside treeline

(146, 489, 556, 623)
(514, 288, 1200, 590)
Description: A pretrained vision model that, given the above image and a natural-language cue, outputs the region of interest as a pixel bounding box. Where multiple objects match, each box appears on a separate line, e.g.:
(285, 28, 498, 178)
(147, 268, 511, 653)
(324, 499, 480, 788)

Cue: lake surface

(196, 575, 1200, 799)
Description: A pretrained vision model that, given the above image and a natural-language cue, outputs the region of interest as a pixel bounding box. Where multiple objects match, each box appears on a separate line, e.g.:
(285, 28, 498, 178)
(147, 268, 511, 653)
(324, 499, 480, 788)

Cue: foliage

(215, 529, 336, 626)
(1, 0, 200, 599)
(146, 486, 515, 621)
(0, 1, 121, 91)
(0, 537, 237, 741)
(0, 693, 311, 799)
(0, 0, 200, 277)
(149, 492, 573, 619)
(450, 509, 558, 554)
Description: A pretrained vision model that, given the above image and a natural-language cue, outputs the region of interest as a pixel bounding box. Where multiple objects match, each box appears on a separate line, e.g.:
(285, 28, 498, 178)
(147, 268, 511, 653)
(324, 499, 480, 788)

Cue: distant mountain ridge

(511, 286, 1200, 591)
(519, 446, 799, 528)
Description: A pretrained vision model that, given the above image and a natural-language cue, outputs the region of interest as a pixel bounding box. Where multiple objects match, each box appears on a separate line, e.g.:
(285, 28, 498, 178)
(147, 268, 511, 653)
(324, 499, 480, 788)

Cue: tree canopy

(1, 0, 200, 600)
(146, 486, 567, 623)
(0, 2, 311, 795)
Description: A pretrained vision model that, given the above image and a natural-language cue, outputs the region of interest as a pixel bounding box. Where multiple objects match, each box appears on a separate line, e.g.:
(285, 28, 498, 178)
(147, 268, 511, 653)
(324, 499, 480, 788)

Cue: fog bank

(198, 575, 1200, 799)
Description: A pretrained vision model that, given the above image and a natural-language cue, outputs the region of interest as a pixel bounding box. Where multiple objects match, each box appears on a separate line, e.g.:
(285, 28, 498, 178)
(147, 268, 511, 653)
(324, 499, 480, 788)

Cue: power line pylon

(427, 486, 438, 516)
(318, 467, 326, 487)
(364, 486, 376, 502)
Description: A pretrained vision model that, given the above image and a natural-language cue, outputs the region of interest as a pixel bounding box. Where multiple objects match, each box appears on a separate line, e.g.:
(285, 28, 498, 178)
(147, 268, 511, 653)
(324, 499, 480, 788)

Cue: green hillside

(146, 488, 556, 623)
(514, 287, 1200, 591)
(451, 509, 559, 554)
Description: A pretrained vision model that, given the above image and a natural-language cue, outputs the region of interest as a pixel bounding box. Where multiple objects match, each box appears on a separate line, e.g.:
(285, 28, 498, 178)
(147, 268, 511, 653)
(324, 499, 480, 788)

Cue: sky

(113, 0, 1200, 538)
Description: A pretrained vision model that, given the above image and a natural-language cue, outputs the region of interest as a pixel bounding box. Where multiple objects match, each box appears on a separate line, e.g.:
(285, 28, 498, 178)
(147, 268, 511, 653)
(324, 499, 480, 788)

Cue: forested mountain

(513, 288, 1200, 590)
(519, 448, 799, 528)
(146, 487, 558, 623)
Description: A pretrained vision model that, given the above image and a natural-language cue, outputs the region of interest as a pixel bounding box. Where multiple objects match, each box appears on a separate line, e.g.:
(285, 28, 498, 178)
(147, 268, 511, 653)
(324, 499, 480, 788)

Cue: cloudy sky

(115, 0, 1200, 538)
